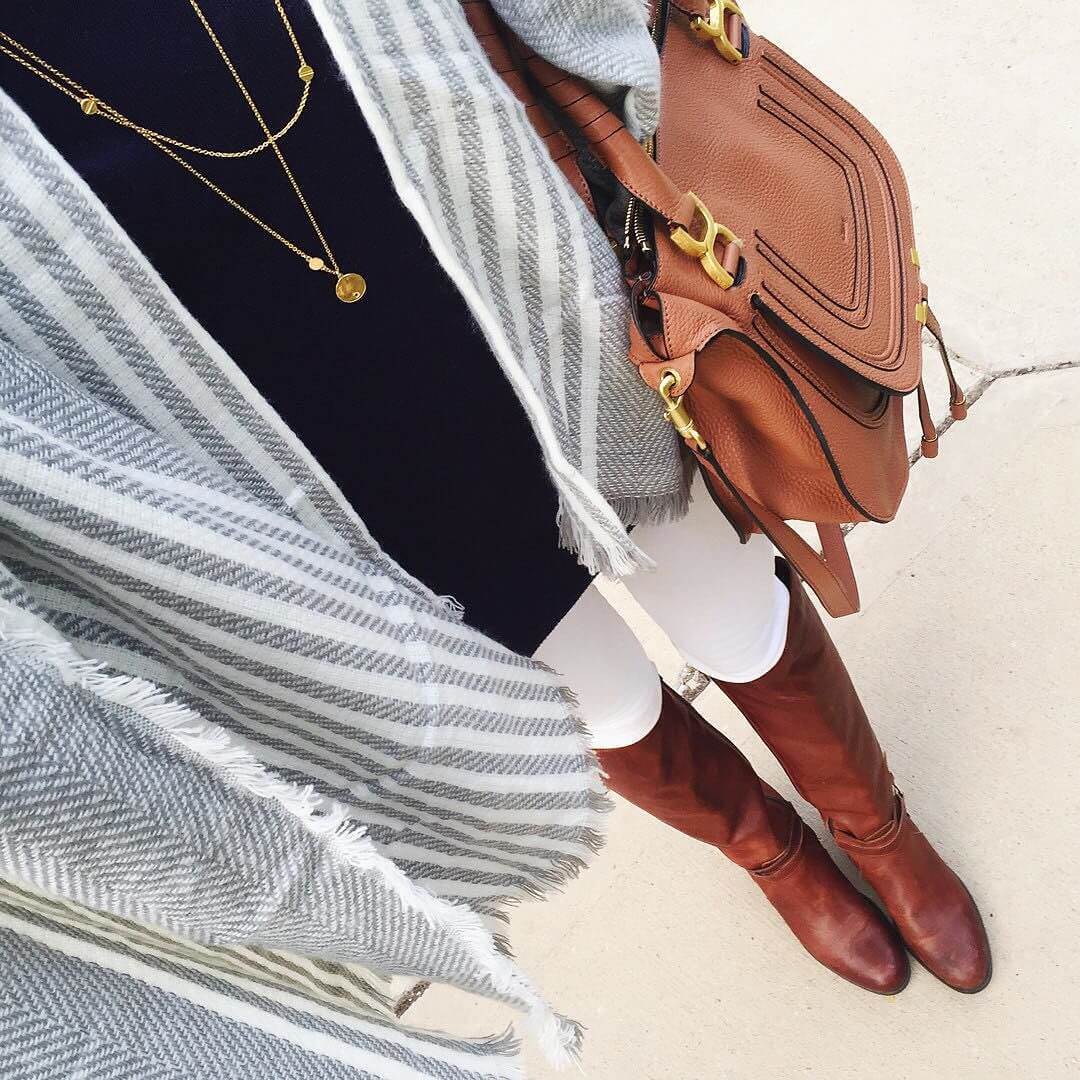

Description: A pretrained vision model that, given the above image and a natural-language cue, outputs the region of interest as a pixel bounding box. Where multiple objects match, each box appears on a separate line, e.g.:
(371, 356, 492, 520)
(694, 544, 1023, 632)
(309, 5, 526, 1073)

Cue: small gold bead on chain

(2, 8, 364, 304)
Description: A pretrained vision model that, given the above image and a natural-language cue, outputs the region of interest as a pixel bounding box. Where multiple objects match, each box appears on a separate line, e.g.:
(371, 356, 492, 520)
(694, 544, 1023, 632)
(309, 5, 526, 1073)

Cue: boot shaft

(714, 560, 896, 837)
(596, 679, 910, 996)
(596, 682, 789, 870)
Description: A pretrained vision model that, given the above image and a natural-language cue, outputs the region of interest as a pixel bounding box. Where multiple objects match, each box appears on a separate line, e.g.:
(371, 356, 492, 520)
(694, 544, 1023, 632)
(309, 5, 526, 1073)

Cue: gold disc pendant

(335, 272, 367, 303)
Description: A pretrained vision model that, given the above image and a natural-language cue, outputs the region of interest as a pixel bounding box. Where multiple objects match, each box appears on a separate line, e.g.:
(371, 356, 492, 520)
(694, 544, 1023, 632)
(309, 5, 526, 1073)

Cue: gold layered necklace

(0, 1, 366, 303)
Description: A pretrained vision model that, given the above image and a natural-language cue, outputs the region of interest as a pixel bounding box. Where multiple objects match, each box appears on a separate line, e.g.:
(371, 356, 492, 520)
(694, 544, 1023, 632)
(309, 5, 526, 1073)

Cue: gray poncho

(0, 1, 677, 1076)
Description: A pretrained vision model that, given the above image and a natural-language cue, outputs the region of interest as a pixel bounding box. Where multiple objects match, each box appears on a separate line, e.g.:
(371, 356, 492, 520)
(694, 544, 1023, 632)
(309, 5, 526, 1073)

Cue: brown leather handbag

(465, 0, 968, 616)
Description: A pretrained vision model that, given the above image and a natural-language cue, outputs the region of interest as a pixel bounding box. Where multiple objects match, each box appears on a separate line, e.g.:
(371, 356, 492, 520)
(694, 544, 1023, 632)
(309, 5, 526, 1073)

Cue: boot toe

(754, 819, 911, 996)
(928, 949, 992, 994)
(913, 893, 992, 994)
(834, 906, 910, 995)
(835, 799, 993, 994)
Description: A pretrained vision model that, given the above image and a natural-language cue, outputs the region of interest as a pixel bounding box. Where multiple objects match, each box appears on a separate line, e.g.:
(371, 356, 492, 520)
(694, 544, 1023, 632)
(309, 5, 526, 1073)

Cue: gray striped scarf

(0, 0, 675, 1076)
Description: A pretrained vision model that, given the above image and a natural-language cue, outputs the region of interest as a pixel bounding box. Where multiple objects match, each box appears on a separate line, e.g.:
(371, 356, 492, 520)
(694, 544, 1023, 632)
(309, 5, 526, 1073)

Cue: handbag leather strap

(473, 5, 699, 232)
(696, 448, 861, 617)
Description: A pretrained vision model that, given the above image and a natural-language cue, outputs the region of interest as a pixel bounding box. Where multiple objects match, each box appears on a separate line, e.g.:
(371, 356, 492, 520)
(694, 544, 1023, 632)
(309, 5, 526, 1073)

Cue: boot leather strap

(752, 804, 804, 882)
(831, 791, 908, 857)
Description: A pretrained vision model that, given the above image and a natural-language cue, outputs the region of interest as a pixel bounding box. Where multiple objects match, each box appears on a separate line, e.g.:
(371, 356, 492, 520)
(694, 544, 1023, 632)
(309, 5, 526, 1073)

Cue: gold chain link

(186, 0, 339, 275)
(0, 3, 365, 295)
(0, 0, 311, 159)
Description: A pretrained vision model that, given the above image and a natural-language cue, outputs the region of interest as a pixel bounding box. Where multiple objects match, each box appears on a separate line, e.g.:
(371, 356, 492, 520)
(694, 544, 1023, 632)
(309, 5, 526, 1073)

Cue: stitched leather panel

(690, 332, 866, 523)
(751, 314, 888, 429)
(653, 11, 923, 393)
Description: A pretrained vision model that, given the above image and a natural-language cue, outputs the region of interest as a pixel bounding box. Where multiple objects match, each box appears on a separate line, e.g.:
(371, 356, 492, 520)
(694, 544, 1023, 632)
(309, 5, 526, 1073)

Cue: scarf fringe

(556, 468, 693, 578)
(0, 611, 586, 1071)
(609, 486, 693, 532)
(555, 491, 652, 578)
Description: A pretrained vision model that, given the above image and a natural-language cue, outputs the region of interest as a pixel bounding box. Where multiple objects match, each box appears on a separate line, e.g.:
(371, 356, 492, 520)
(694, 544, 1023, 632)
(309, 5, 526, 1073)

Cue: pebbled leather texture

(649, 3, 921, 595)
(654, 15, 924, 390)
(468, 0, 949, 615)
(597, 683, 910, 994)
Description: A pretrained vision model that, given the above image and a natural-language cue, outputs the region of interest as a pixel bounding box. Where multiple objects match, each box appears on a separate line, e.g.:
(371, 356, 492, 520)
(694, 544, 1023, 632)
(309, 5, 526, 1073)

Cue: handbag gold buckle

(669, 192, 742, 290)
(692, 0, 747, 64)
(658, 370, 707, 450)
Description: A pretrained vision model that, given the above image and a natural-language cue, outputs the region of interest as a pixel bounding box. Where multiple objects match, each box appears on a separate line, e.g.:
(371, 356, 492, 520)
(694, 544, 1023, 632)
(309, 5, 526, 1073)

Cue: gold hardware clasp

(691, 0, 747, 64)
(658, 370, 707, 450)
(915, 300, 929, 325)
(670, 192, 742, 290)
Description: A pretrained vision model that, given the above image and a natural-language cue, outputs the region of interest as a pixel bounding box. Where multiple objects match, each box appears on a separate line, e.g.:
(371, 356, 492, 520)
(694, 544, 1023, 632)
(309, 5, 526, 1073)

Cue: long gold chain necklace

(0, 2, 366, 303)
(0, 1, 311, 160)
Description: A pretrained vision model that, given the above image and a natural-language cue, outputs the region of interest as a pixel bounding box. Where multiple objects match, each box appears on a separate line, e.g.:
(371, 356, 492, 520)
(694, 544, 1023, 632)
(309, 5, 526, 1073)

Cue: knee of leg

(628, 519, 791, 683)
(677, 570, 790, 683)
(533, 586, 662, 750)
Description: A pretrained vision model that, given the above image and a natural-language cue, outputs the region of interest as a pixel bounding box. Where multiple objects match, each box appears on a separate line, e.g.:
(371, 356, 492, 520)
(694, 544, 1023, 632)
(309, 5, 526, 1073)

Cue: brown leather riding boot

(596, 682, 909, 994)
(712, 560, 991, 993)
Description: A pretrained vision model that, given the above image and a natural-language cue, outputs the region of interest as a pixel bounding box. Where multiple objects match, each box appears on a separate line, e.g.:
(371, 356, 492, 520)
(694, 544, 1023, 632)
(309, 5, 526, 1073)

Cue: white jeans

(534, 474, 790, 750)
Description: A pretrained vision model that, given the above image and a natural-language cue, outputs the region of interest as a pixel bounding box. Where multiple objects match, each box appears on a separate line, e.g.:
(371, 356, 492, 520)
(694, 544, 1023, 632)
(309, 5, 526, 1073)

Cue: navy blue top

(1, 1, 591, 653)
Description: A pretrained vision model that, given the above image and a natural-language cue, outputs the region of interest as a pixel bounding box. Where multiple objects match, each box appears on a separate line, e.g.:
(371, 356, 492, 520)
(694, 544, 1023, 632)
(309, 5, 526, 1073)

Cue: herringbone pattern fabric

(0, 0, 677, 1069)
(0, 897, 522, 1079)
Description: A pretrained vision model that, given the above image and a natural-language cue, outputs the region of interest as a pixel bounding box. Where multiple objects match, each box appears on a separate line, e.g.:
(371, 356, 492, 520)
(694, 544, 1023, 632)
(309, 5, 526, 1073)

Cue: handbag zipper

(626, 198, 652, 256)
(622, 0, 667, 258)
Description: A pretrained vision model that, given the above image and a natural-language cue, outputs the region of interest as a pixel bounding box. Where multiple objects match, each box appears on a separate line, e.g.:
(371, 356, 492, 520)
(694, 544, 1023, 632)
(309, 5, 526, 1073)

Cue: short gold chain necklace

(0, 1, 366, 303)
